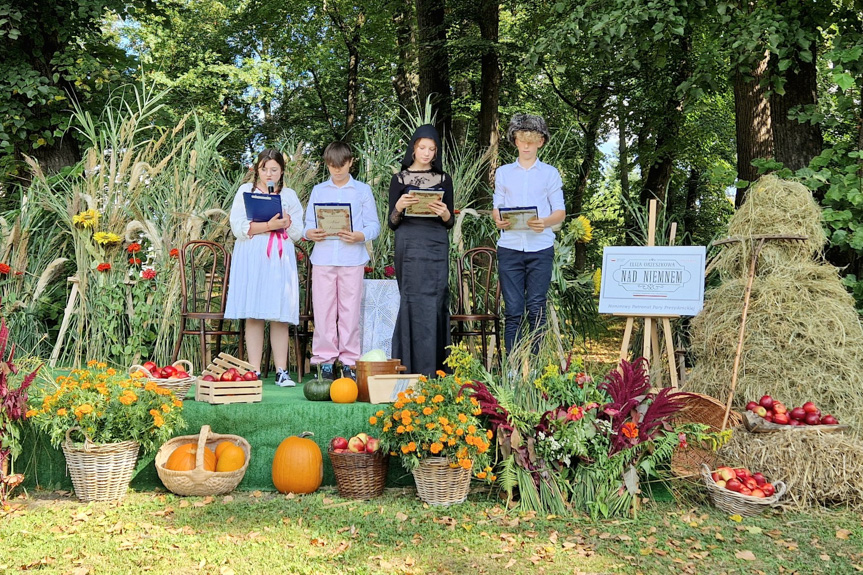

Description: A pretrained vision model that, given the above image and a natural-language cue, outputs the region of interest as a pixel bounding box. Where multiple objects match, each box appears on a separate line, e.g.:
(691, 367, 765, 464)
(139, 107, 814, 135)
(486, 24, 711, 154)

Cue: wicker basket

(62, 427, 140, 502)
(670, 393, 743, 478)
(328, 449, 389, 499)
(411, 457, 472, 506)
(155, 425, 251, 496)
(129, 359, 196, 400)
(700, 464, 786, 516)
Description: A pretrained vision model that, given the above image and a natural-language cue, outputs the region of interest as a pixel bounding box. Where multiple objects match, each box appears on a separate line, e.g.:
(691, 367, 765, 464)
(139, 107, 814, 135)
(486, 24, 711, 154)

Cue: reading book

(243, 192, 283, 222)
(405, 188, 445, 217)
(314, 203, 353, 238)
(499, 206, 539, 231)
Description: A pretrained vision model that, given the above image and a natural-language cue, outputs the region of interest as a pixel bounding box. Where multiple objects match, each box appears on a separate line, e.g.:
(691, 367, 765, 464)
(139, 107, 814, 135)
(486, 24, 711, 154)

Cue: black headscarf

(400, 124, 443, 173)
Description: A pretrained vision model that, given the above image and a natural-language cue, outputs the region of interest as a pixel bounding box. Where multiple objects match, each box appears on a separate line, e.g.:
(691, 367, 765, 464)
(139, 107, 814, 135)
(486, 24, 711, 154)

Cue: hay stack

(720, 430, 863, 510)
(688, 175, 863, 429)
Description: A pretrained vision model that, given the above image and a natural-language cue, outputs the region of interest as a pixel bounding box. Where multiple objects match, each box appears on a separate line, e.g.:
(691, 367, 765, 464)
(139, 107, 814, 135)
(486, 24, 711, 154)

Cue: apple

(788, 419, 803, 426)
(762, 483, 776, 497)
(233, 373, 244, 381)
(331, 436, 349, 450)
(745, 477, 758, 490)
(715, 480, 727, 489)
(711, 472, 721, 483)
(242, 371, 258, 381)
(802, 401, 819, 414)
(347, 436, 366, 453)
(821, 414, 839, 425)
(219, 371, 234, 382)
(804, 413, 821, 425)
(752, 472, 766, 486)
(142, 361, 157, 372)
(773, 402, 788, 415)
(790, 407, 806, 420)
(726, 478, 743, 492)
(773, 412, 790, 425)
(365, 437, 380, 453)
(734, 468, 751, 479)
(334, 448, 348, 453)
(201, 374, 216, 382)
(753, 406, 767, 417)
(717, 467, 735, 482)
(763, 413, 774, 422)
(175, 371, 190, 378)
(759, 395, 774, 410)
(751, 488, 766, 498)
(739, 486, 752, 496)
(162, 365, 177, 377)
(746, 401, 759, 412)
(355, 432, 369, 444)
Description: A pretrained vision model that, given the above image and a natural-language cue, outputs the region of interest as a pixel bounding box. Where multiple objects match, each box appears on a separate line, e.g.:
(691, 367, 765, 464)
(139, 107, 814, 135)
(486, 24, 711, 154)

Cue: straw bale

(719, 430, 863, 510)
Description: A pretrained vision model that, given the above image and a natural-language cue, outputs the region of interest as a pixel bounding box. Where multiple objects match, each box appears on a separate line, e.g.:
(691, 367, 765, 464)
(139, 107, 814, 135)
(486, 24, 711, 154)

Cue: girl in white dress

(225, 149, 304, 386)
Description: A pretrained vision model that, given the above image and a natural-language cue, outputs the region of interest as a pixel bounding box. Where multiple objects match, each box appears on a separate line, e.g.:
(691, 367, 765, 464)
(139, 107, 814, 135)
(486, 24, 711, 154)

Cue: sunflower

(72, 209, 100, 229)
(93, 232, 122, 245)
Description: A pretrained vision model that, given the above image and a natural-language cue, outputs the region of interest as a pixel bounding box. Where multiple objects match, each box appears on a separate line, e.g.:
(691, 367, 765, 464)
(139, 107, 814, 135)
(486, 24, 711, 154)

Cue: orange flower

(369, 416, 378, 425)
(436, 370, 446, 377)
(407, 441, 417, 452)
(414, 395, 426, 404)
(459, 458, 472, 470)
(622, 422, 639, 439)
(476, 471, 487, 479)
(418, 375, 427, 382)
(458, 413, 467, 423)
(422, 407, 433, 415)
(172, 398, 182, 407)
(405, 425, 414, 432)
(467, 425, 476, 434)
(396, 425, 406, 433)
(401, 445, 410, 454)
(25, 409, 37, 418)
(425, 423, 436, 430)
(430, 442, 443, 454)
(432, 394, 444, 403)
(486, 430, 493, 439)
(161, 404, 171, 413)
(455, 428, 464, 436)
(57, 408, 67, 416)
(375, 410, 385, 417)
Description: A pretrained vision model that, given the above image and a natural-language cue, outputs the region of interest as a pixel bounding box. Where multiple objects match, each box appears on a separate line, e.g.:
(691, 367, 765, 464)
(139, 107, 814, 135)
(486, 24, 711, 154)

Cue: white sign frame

(599, 246, 706, 317)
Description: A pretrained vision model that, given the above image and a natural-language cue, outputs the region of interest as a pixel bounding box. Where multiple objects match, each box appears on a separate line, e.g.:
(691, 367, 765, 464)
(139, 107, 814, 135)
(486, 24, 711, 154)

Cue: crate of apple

(329, 433, 380, 455)
(200, 368, 259, 383)
(743, 395, 846, 432)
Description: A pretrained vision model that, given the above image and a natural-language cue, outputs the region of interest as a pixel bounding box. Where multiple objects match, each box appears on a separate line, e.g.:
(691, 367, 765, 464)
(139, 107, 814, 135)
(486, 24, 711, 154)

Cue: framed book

(499, 206, 539, 231)
(405, 188, 445, 217)
(243, 192, 283, 222)
(314, 203, 353, 238)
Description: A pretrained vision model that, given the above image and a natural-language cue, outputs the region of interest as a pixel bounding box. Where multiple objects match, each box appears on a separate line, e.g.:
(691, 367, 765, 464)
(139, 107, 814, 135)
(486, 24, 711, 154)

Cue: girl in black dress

(387, 124, 455, 376)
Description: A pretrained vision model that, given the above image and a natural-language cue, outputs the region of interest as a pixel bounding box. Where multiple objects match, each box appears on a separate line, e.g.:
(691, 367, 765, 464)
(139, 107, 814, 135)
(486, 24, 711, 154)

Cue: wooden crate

(367, 374, 423, 404)
(195, 353, 262, 404)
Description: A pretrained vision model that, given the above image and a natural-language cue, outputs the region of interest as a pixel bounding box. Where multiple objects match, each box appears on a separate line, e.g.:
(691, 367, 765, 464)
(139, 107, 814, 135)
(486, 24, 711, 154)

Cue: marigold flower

(169, 248, 180, 258)
(425, 423, 435, 430)
(172, 398, 182, 407)
(418, 375, 427, 382)
(376, 410, 384, 417)
(407, 441, 416, 452)
(486, 429, 493, 439)
(127, 242, 142, 253)
(87, 360, 98, 367)
(455, 428, 464, 436)
(57, 408, 67, 416)
(476, 471, 487, 479)
(404, 425, 414, 432)
(369, 416, 378, 425)
(458, 413, 467, 423)
(396, 425, 405, 434)
(161, 404, 171, 413)
(436, 370, 446, 378)
(622, 422, 639, 439)
(414, 395, 425, 404)
(25, 409, 37, 418)
(422, 407, 433, 415)
(72, 209, 99, 229)
(129, 257, 142, 265)
(432, 394, 444, 403)
(0, 263, 10, 275)
(430, 442, 443, 454)
(459, 458, 472, 470)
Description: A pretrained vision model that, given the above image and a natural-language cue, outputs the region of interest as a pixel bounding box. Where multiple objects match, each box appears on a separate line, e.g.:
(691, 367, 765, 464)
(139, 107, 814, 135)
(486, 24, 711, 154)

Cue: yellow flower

(87, 360, 98, 367)
(172, 398, 182, 407)
(592, 268, 602, 296)
(486, 430, 493, 439)
(93, 232, 121, 245)
(73, 209, 100, 229)
(25, 409, 37, 418)
(161, 404, 171, 413)
(414, 395, 425, 404)
(467, 425, 476, 434)
(425, 423, 435, 430)
(568, 215, 593, 243)
(369, 416, 378, 425)
(56, 408, 67, 416)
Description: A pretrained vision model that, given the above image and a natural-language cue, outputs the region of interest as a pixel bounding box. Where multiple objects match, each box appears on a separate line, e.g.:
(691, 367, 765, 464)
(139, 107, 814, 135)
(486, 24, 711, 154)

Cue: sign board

(599, 246, 706, 316)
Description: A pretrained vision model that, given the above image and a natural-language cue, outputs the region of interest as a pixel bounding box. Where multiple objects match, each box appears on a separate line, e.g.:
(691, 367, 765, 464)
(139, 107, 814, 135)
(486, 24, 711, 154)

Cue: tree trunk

(770, 52, 823, 172)
(733, 52, 773, 208)
(391, 2, 416, 119)
(683, 167, 700, 242)
(416, 0, 452, 138)
(618, 99, 629, 200)
(573, 107, 604, 270)
(477, 0, 500, 193)
(343, 13, 365, 141)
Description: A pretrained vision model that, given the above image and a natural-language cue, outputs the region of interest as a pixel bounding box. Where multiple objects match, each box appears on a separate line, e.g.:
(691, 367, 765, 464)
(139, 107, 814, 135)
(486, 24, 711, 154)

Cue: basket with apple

(701, 463, 787, 516)
(742, 395, 848, 433)
(129, 359, 197, 399)
(194, 353, 262, 404)
(328, 433, 389, 499)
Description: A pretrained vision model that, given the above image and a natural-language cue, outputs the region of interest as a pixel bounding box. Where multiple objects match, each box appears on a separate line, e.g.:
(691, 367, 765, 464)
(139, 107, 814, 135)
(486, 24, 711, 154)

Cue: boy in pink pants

(304, 142, 381, 380)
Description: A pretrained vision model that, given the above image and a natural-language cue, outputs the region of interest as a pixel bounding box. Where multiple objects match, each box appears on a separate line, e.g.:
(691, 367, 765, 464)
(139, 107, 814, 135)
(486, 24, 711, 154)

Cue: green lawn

(2, 487, 862, 574)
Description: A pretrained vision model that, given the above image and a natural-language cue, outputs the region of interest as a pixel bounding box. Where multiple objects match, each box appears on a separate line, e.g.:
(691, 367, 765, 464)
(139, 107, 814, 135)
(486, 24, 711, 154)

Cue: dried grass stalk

(720, 430, 863, 510)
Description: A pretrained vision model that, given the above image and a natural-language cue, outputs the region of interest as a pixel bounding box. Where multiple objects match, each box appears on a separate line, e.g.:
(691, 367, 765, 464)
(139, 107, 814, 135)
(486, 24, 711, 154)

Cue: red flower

(141, 268, 156, 280)
(169, 248, 179, 258)
(566, 406, 584, 422)
(129, 257, 142, 266)
(126, 243, 142, 253)
(96, 263, 111, 272)
(0, 263, 9, 274)
(621, 422, 639, 439)
(678, 432, 688, 450)
(384, 265, 395, 277)
(297, 252, 305, 261)
(364, 266, 373, 274)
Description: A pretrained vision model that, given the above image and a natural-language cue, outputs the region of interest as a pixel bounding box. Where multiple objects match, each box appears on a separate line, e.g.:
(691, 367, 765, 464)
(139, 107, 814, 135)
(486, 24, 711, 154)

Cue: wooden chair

(450, 246, 502, 369)
(263, 242, 314, 379)
(172, 240, 244, 371)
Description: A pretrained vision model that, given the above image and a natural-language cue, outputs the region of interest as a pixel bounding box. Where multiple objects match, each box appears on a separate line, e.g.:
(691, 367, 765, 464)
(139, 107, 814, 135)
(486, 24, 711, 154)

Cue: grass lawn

(2, 486, 862, 574)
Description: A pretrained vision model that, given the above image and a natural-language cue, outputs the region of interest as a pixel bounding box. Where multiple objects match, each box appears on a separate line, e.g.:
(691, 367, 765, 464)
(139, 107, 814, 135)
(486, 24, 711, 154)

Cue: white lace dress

(224, 182, 304, 324)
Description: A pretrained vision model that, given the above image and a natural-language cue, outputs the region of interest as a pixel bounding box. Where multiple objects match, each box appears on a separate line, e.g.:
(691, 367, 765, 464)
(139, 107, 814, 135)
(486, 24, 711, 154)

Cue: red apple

(763, 413, 774, 422)
(734, 468, 751, 479)
(201, 374, 216, 382)
(773, 412, 790, 425)
(347, 436, 366, 453)
(788, 419, 803, 426)
(365, 437, 380, 453)
(242, 371, 258, 381)
(751, 488, 766, 498)
(330, 436, 349, 450)
(773, 402, 788, 415)
(804, 413, 821, 425)
(175, 371, 190, 379)
(717, 467, 735, 482)
(759, 395, 774, 410)
(739, 486, 752, 496)
(711, 472, 721, 483)
(219, 371, 234, 382)
(334, 448, 347, 453)
(745, 477, 758, 490)
(726, 478, 743, 492)
(762, 483, 776, 497)
(162, 365, 177, 377)
(790, 407, 806, 420)
(142, 361, 157, 372)
(802, 401, 819, 414)
(752, 472, 766, 486)
(746, 401, 759, 412)
(821, 414, 839, 425)
(754, 406, 768, 417)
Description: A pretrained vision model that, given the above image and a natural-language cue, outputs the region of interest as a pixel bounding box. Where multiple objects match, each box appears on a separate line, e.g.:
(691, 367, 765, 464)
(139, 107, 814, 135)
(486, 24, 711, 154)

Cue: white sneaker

(275, 369, 296, 387)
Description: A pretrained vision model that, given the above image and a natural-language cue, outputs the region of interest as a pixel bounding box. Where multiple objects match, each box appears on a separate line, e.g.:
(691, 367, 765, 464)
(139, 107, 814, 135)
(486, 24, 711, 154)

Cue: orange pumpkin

(215, 443, 246, 472)
(329, 377, 358, 404)
(165, 443, 217, 472)
(272, 432, 323, 494)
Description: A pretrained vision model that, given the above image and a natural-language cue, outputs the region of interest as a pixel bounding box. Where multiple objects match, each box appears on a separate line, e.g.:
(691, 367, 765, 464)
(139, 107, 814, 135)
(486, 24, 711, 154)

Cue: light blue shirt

(493, 159, 565, 252)
(303, 176, 381, 266)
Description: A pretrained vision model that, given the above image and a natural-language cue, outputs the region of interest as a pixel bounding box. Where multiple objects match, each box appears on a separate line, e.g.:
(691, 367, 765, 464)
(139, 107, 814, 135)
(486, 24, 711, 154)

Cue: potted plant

(28, 361, 186, 501)
(370, 361, 494, 506)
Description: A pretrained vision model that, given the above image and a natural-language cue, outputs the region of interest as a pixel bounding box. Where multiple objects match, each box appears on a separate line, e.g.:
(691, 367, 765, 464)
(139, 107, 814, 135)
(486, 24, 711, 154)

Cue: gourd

(215, 443, 246, 472)
(272, 432, 323, 494)
(330, 377, 358, 404)
(165, 443, 217, 472)
(303, 378, 331, 401)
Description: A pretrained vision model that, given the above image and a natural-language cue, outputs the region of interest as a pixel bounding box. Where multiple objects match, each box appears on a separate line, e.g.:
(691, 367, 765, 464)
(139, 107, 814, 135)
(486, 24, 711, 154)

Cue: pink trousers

(310, 264, 364, 366)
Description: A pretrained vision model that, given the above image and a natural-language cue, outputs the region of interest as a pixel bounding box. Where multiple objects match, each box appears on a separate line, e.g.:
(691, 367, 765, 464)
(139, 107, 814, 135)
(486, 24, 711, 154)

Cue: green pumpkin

(303, 378, 331, 401)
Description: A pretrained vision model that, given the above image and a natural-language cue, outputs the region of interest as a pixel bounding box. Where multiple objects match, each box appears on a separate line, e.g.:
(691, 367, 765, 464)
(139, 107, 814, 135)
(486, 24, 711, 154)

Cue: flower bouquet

(28, 361, 186, 501)
(370, 363, 494, 505)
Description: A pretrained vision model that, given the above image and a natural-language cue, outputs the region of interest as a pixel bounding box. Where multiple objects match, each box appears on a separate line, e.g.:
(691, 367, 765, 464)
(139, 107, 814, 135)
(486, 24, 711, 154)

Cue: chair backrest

(296, 241, 313, 318)
(454, 247, 500, 317)
(179, 241, 231, 315)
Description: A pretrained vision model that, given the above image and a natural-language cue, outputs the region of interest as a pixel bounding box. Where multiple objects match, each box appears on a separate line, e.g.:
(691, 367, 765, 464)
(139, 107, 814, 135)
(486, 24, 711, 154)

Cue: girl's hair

(246, 148, 286, 190)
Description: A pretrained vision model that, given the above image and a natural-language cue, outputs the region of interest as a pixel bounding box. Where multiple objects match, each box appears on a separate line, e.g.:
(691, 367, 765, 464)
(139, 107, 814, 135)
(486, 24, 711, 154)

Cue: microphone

(267, 180, 275, 194)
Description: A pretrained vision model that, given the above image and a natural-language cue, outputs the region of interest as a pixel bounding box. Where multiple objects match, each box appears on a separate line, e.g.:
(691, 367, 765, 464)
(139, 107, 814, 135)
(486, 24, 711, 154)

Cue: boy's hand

(396, 192, 419, 212)
(306, 228, 327, 242)
(495, 217, 511, 230)
(527, 217, 546, 233)
(428, 200, 450, 220)
(337, 230, 365, 243)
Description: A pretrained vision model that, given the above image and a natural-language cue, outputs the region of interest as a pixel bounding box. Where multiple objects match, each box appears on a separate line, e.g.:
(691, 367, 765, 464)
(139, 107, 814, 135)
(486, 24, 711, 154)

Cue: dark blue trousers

(497, 246, 554, 354)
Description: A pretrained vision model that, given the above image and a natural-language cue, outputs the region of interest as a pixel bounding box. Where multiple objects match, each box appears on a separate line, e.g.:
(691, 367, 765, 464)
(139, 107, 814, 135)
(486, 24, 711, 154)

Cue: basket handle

(395, 365, 407, 373)
(172, 359, 194, 376)
(65, 426, 96, 452)
(129, 364, 154, 378)
(771, 480, 787, 501)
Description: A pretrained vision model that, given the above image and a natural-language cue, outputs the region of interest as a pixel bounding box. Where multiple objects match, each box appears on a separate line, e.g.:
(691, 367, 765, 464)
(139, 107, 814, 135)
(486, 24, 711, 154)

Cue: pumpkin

(215, 443, 246, 472)
(272, 432, 323, 494)
(215, 440, 234, 459)
(329, 377, 358, 404)
(165, 443, 217, 472)
(303, 378, 331, 401)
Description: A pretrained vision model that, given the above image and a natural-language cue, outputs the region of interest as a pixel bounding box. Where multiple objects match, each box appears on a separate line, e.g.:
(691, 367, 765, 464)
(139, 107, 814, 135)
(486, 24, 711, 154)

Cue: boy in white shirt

(492, 114, 566, 355)
(304, 142, 381, 380)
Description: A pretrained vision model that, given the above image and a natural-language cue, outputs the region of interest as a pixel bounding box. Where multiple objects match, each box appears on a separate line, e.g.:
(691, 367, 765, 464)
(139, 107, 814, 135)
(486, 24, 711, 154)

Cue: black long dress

(387, 168, 455, 377)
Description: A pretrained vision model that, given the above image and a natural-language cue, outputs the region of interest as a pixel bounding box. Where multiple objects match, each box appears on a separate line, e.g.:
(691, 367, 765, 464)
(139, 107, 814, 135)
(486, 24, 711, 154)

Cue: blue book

(243, 192, 283, 222)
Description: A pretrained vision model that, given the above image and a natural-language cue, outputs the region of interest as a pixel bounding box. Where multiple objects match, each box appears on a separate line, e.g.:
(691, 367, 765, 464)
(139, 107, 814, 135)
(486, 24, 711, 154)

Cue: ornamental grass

(27, 361, 186, 453)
